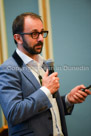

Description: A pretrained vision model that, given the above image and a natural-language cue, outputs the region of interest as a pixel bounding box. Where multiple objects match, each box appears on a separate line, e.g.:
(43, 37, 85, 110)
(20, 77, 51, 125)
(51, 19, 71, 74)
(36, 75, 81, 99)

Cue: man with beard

(0, 12, 91, 136)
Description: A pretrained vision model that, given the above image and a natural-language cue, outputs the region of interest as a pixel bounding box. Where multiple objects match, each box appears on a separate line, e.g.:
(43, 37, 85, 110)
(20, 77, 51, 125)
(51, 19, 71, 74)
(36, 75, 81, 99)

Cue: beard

(22, 37, 43, 55)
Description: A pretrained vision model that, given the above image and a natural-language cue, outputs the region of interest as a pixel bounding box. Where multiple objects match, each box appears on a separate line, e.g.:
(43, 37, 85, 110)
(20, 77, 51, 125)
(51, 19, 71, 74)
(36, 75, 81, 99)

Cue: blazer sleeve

(61, 96, 74, 115)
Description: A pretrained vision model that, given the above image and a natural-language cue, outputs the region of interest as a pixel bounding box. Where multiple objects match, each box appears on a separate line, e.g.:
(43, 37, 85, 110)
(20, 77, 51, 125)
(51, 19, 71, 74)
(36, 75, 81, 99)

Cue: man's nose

(37, 34, 44, 42)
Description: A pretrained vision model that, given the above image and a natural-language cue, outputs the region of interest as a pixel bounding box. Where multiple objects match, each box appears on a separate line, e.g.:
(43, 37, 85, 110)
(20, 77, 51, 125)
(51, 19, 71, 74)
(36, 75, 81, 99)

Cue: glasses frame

(19, 30, 48, 39)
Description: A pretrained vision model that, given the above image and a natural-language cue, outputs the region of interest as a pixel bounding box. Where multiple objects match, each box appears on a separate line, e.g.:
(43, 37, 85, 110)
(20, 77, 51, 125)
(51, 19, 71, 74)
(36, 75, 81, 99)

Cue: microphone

(43, 59, 54, 74)
(43, 59, 57, 98)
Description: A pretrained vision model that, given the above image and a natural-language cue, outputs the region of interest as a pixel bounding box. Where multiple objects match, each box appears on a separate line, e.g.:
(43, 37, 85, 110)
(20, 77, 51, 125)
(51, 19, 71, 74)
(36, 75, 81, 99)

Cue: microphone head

(43, 59, 54, 74)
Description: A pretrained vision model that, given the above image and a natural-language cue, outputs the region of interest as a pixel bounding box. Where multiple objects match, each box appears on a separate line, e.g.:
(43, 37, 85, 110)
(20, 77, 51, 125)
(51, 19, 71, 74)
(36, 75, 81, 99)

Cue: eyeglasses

(19, 31, 48, 39)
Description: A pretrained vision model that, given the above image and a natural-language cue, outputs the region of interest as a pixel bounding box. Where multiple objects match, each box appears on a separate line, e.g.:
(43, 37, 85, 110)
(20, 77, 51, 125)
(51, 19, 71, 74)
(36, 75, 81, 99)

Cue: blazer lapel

(12, 51, 41, 89)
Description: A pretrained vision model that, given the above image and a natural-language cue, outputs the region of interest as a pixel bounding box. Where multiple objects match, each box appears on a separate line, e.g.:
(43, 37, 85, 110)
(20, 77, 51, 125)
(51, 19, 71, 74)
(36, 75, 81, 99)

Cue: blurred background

(0, 0, 91, 136)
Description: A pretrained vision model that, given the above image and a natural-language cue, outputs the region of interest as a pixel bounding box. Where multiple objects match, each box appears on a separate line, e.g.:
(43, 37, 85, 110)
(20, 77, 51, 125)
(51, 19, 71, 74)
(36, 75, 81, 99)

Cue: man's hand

(67, 85, 91, 104)
(42, 69, 60, 94)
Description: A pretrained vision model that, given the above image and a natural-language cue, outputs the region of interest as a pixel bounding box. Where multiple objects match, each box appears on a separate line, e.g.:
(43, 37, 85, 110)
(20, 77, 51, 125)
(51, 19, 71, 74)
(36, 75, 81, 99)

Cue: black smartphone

(82, 85, 91, 92)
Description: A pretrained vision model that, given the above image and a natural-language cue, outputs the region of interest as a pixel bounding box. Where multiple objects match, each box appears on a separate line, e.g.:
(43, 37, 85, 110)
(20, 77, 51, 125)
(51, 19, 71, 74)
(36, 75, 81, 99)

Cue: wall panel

(50, 0, 91, 136)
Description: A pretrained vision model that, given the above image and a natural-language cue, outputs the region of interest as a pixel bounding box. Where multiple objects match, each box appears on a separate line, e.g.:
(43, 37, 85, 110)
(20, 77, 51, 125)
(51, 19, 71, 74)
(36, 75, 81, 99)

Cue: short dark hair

(12, 12, 42, 44)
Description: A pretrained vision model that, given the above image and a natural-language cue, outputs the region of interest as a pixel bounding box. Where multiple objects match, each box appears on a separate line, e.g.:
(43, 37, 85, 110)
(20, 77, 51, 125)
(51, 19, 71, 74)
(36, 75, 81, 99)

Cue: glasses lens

(43, 32, 48, 38)
(32, 32, 39, 39)
(31, 31, 48, 39)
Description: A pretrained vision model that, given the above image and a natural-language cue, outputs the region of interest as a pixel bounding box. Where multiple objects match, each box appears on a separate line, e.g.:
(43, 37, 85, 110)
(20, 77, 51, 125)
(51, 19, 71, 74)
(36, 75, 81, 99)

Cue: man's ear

(14, 34, 23, 44)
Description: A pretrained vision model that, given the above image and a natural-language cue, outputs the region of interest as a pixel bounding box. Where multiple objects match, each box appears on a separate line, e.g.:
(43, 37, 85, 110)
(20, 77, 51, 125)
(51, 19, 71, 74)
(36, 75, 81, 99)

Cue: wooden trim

(0, 125, 8, 136)
(0, 0, 8, 126)
(0, 0, 8, 64)
(0, 125, 8, 133)
(38, 0, 54, 60)
(0, 28, 3, 64)
(42, 0, 49, 59)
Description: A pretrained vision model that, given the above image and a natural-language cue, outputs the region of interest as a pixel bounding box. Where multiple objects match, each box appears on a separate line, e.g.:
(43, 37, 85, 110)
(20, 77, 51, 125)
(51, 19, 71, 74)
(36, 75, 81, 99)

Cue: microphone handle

(46, 64, 57, 98)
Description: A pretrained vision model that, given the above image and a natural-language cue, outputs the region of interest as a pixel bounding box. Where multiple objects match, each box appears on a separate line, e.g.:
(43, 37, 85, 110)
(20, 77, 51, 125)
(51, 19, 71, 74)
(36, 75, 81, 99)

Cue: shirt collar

(16, 48, 44, 67)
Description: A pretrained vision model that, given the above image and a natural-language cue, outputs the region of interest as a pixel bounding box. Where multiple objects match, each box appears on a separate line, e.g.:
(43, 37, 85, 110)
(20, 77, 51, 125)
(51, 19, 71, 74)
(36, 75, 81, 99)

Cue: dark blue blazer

(0, 51, 73, 136)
